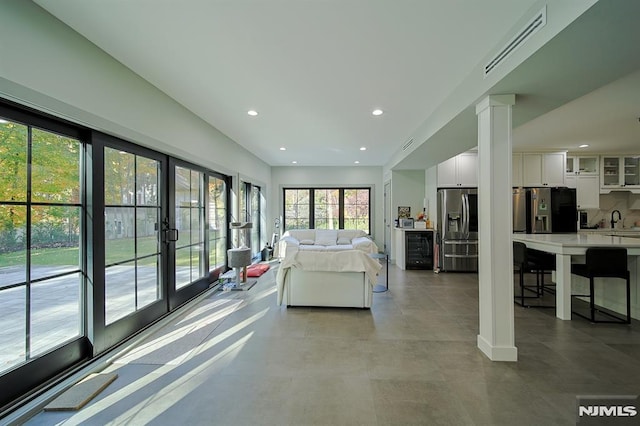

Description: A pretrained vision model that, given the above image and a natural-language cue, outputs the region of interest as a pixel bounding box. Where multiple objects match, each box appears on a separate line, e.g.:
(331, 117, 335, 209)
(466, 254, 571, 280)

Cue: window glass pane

(105, 148, 135, 205)
(30, 273, 81, 357)
(30, 206, 81, 281)
(208, 177, 226, 271)
(344, 189, 370, 233)
(284, 189, 310, 230)
(0, 286, 26, 374)
(105, 207, 135, 265)
(105, 262, 136, 324)
(314, 189, 339, 230)
(191, 208, 202, 244)
(136, 156, 159, 206)
(175, 247, 191, 289)
(176, 206, 190, 249)
(175, 166, 191, 208)
(137, 256, 159, 308)
(191, 170, 202, 206)
(210, 231, 226, 270)
(136, 208, 159, 258)
(0, 119, 27, 202)
(0, 205, 27, 286)
(174, 166, 205, 288)
(191, 244, 203, 281)
(251, 185, 260, 253)
(31, 129, 80, 204)
(239, 182, 247, 222)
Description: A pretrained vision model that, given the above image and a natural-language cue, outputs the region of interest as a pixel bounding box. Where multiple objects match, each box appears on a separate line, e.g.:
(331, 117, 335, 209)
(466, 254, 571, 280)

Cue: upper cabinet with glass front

(566, 156, 598, 175)
(600, 155, 640, 192)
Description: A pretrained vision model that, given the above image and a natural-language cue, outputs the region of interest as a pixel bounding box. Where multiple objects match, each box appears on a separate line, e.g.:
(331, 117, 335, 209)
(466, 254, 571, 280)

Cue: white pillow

(315, 229, 338, 246)
(337, 236, 352, 245)
(289, 229, 315, 242)
(300, 239, 315, 245)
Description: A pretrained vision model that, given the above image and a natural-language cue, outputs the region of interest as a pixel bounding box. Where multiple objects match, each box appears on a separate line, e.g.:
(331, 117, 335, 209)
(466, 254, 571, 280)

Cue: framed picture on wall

(398, 206, 411, 219)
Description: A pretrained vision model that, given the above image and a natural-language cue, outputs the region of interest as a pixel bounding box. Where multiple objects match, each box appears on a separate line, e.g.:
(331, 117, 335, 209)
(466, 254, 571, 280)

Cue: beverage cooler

(405, 231, 434, 270)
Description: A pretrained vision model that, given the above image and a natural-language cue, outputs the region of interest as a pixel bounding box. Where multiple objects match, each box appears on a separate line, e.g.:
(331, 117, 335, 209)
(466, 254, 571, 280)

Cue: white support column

(476, 94, 517, 362)
(556, 253, 573, 320)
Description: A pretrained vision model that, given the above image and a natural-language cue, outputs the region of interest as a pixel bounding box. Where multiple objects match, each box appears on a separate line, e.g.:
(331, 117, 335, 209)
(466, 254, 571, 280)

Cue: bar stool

(570, 247, 631, 324)
(513, 242, 554, 308)
(527, 248, 556, 295)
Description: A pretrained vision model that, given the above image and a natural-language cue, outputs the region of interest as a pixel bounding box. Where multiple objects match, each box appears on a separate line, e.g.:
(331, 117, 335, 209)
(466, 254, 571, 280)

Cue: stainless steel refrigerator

(525, 187, 577, 233)
(513, 187, 527, 233)
(437, 188, 478, 272)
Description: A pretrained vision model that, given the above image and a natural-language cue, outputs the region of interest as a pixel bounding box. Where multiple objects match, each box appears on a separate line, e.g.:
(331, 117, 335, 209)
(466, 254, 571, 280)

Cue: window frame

(282, 187, 372, 234)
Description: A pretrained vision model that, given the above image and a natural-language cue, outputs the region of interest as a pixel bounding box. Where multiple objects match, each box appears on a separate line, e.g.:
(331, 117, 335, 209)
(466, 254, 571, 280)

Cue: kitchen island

(512, 233, 640, 321)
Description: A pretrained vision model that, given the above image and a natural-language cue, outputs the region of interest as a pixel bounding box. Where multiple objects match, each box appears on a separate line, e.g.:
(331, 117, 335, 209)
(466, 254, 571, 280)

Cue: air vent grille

(402, 138, 414, 151)
(484, 6, 546, 77)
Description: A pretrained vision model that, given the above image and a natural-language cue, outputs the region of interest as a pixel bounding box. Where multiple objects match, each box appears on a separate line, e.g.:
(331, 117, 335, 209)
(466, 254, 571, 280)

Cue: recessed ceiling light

(247, 110, 258, 116)
(279, 147, 286, 151)
(360, 147, 367, 151)
(292, 161, 297, 164)
(578, 144, 589, 148)
(372, 109, 383, 116)
(354, 161, 360, 164)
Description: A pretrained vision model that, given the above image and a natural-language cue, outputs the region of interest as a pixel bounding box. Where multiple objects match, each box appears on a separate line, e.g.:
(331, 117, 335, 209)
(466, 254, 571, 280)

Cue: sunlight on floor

(66, 305, 270, 423)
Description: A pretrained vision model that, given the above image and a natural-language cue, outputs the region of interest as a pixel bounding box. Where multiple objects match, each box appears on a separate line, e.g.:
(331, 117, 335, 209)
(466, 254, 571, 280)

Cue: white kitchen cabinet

(600, 155, 640, 192)
(513, 153, 523, 187)
(566, 155, 598, 175)
(522, 152, 566, 187)
(566, 174, 599, 209)
(437, 152, 477, 187)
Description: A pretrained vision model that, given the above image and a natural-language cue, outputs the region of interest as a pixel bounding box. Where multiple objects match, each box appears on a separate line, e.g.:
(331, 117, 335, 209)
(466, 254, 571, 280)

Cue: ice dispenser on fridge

(526, 188, 551, 233)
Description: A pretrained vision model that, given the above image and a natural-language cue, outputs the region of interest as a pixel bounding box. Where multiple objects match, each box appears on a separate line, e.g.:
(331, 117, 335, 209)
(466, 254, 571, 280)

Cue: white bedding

(276, 250, 382, 306)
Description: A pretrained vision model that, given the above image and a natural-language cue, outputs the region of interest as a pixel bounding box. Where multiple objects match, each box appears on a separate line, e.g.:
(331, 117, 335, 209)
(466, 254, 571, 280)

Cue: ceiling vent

(402, 138, 414, 151)
(484, 6, 546, 77)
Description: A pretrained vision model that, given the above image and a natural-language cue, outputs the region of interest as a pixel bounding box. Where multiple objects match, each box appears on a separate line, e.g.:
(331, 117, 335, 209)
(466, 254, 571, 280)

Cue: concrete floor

(25, 265, 640, 425)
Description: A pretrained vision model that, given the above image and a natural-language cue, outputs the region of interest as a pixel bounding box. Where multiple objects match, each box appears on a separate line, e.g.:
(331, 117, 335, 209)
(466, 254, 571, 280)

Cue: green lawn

(0, 235, 227, 268)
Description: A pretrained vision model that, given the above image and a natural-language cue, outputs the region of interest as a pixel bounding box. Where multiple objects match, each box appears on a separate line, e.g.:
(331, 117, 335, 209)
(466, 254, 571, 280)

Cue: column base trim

(477, 335, 518, 362)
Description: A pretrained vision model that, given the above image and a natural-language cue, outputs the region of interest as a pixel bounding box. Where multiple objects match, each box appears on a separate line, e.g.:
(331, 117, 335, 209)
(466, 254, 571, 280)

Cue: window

(283, 188, 371, 233)
(104, 147, 161, 324)
(0, 100, 234, 407)
(314, 189, 339, 230)
(0, 119, 84, 372)
(175, 166, 205, 289)
(344, 189, 370, 230)
(284, 189, 310, 230)
(238, 181, 262, 256)
(208, 175, 227, 270)
(250, 185, 261, 253)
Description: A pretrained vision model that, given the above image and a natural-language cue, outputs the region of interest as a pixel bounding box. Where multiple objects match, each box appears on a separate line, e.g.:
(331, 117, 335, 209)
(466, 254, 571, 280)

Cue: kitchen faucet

(611, 210, 622, 229)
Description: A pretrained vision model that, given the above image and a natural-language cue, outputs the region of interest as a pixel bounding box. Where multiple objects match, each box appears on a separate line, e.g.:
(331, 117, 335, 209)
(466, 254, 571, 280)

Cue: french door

(0, 101, 230, 409)
(168, 159, 212, 309)
(92, 133, 169, 353)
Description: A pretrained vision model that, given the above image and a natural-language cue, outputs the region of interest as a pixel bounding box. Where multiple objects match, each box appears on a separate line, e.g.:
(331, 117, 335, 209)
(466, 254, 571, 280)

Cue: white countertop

(395, 227, 435, 231)
(579, 228, 640, 236)
(513, 233, 640, 255)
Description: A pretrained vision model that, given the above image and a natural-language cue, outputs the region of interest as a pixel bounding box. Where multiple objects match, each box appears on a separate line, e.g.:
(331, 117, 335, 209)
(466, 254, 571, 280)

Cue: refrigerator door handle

(462, 193, 469, 238)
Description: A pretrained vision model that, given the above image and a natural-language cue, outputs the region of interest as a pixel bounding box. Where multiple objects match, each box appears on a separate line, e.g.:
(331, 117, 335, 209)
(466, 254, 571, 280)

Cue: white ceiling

(514, 69, 640, 154)
(31, 1, 640, 168)
(33, 0, 544, 167)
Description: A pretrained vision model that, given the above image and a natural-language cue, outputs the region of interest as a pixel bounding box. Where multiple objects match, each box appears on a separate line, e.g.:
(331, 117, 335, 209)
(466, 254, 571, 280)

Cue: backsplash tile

(585, 193, 640, 229)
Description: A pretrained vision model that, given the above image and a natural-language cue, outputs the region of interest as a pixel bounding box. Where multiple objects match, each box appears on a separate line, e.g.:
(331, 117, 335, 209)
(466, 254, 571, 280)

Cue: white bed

(276, 250, 381, 308)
